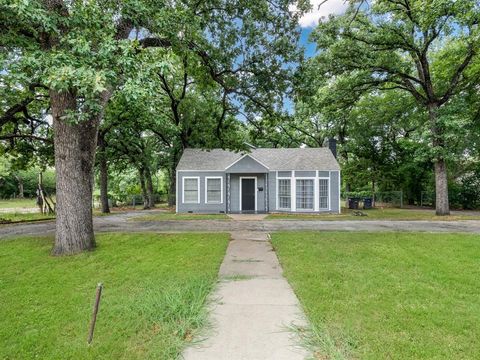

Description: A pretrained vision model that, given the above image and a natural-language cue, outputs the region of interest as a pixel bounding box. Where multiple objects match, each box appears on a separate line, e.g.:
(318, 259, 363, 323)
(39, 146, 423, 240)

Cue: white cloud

(294, 0, 348, 28)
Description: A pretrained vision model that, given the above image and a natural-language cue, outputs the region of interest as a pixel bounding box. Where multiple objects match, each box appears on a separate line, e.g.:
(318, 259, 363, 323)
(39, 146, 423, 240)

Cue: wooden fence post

(87, 283, 103, 344)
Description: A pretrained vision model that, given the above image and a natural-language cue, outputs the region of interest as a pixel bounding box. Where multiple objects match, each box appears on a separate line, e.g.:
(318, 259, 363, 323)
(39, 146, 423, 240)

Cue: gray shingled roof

(176, 148, 340, 171)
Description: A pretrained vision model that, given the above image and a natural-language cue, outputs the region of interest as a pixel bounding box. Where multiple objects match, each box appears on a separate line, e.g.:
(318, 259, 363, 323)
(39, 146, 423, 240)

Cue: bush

(449, 172, 480, 210)
(0, 168, 55, 198)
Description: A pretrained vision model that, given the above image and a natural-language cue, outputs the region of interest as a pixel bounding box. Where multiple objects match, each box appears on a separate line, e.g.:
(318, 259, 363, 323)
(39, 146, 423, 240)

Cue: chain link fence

(420, 191, 435, 207)
(342, 191, 404, 208)
(93, 194, 168, 209)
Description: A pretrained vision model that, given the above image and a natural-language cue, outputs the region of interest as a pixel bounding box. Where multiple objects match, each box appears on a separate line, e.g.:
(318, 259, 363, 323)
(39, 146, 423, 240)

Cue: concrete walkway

(183, 231, 309, 360)
(227, 214, 268, 221)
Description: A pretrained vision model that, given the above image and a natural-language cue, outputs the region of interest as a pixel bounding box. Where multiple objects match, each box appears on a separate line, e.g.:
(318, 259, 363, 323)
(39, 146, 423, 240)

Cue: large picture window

(278, 179, 291, 209)
(183, 177, 199, 203)
(319, 179, 329, 209)
(206, 177, 223, 203)
(296, 179, 314, 210)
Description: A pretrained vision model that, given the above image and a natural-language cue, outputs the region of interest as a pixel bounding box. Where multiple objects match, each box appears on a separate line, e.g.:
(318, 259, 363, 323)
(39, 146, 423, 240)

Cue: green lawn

(0, 211, 114, 224)
(266, 207, 480, 221)
(0, 212, 55, 223)
(0, 209, 128, 224)
(0, 233, 229, 359)
(0, 198, 39, 209)
(133, 211, 230, 221)
(271, 232, 480, 359)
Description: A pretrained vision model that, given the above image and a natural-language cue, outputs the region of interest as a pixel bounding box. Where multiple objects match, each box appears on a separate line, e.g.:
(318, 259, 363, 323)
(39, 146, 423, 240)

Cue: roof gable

(225, 154, 269, 173)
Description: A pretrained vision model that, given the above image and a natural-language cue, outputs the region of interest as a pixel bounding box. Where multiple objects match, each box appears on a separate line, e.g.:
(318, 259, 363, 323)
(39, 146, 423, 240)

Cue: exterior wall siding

(177, 171, 226, 213)
(229, 173, 266, 212)
(268, 171, 277, 211)
(295, 171, 316, 177)
(330, 171, 340, 213)
(176, 169, 341, 214)
(226, 156, 269, 173)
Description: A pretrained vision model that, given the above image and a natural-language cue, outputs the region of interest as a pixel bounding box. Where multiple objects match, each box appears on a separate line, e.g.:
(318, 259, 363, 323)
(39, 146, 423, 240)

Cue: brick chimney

(323, 138, 337, 158)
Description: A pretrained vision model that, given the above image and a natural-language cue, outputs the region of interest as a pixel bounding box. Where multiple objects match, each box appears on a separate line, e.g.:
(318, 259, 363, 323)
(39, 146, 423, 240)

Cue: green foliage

(2, 0, 305, 213)
(290, 0, 480, 208)
(0, 157, 55, 198)
(449, 164, 480, 210)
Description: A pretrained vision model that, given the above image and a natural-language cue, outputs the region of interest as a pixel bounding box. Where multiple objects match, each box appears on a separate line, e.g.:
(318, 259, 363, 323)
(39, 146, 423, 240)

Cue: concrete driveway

(1, 210, 480, 239)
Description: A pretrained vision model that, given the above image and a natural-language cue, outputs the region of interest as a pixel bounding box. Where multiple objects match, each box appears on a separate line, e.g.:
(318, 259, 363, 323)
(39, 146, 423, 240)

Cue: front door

(241, 178, 256, 212)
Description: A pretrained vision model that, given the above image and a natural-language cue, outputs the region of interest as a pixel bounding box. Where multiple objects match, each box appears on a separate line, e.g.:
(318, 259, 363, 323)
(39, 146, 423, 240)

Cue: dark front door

(241, 178, 256, 211)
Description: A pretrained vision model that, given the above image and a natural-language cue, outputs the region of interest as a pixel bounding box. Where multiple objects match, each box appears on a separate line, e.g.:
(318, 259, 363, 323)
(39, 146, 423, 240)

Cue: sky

(297, 0, 348, 57)
(279, 0, 347, 112)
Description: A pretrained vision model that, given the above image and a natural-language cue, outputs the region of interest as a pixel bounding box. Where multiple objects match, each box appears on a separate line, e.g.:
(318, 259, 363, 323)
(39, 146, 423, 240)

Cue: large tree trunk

(139, 168, 150, 209)
(98, 137, 110, 214)
(434, 159, 450, 215)
(145, 166, 155, 208)
(168, 148, 181, 207)
(429, 104, 450, 215)
(51, 90, 102, 255)
(15, 175, 24, 198)
(168, 169, 176, 207)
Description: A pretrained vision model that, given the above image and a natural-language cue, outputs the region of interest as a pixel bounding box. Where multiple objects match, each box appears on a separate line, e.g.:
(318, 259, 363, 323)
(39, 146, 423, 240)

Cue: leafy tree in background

(1, 0, 305, 254)
(0, 157, 55, 199)
(307, 0, 480, 215)
(98, 51, 248, 212)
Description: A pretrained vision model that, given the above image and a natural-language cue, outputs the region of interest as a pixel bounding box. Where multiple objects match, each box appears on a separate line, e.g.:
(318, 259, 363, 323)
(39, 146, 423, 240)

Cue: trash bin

(348, 197, 360, 209)
(363, 197, 373, 209)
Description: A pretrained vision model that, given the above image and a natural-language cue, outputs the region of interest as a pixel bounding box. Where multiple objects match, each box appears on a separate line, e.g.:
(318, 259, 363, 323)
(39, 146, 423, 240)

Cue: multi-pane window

(206, 177, 222, 203)
(183, 177, 199, 203)
(278, 179, 291, 209)
(296, 179, 314, 210)
(319, 179, 329, 209)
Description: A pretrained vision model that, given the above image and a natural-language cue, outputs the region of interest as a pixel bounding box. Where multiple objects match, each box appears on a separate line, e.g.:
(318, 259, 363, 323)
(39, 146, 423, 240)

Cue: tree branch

(438, 46, 476, 105)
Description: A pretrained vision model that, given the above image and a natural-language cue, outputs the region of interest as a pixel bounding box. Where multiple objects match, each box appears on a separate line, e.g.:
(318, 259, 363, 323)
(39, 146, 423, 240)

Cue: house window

(278, 179, 291, 209)
(206, 177, 223, 203)
(183, 177, 199, 203)
(296, 179, 314, 210)
(319, 179, 329, 209)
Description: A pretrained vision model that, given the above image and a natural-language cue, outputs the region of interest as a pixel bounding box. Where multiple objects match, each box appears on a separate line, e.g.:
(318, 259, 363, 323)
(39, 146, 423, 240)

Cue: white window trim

(318, 177, 330, 210)
(239, 176, 257, 212)
(182, 176, 200, 204)
(295, 177, 316, 211)
(277, 177, 292, 210)
(338, 171, 341, 214)
(175, 170, 179, 213)
(205, 176, 223, 204)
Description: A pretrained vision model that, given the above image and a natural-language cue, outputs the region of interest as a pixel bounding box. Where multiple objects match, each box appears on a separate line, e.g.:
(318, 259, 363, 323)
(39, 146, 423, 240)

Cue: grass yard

(0, 211, 114, 224)
(0, 198, 39, 209)
(0, 212, 55, 223)
(266, 207, 480, 221)
(133, 211, 230, 221)
(271, 232, 480, 359)
(0, 233, 229, 359)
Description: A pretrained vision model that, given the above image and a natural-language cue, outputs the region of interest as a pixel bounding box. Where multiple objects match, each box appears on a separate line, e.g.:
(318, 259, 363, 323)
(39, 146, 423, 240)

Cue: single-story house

(176, 145, 341, 214)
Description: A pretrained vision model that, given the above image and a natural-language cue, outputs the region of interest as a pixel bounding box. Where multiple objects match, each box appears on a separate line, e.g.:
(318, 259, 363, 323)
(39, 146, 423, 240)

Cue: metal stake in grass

(87, 283, 103, 344)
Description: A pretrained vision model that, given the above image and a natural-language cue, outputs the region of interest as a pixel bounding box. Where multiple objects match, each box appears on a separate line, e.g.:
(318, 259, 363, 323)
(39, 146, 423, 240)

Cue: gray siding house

(176, 147, 341, 214)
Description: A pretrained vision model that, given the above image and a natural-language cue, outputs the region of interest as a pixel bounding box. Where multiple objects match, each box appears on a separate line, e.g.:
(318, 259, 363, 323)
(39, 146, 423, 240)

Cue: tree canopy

(296, 0, 480, 214)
